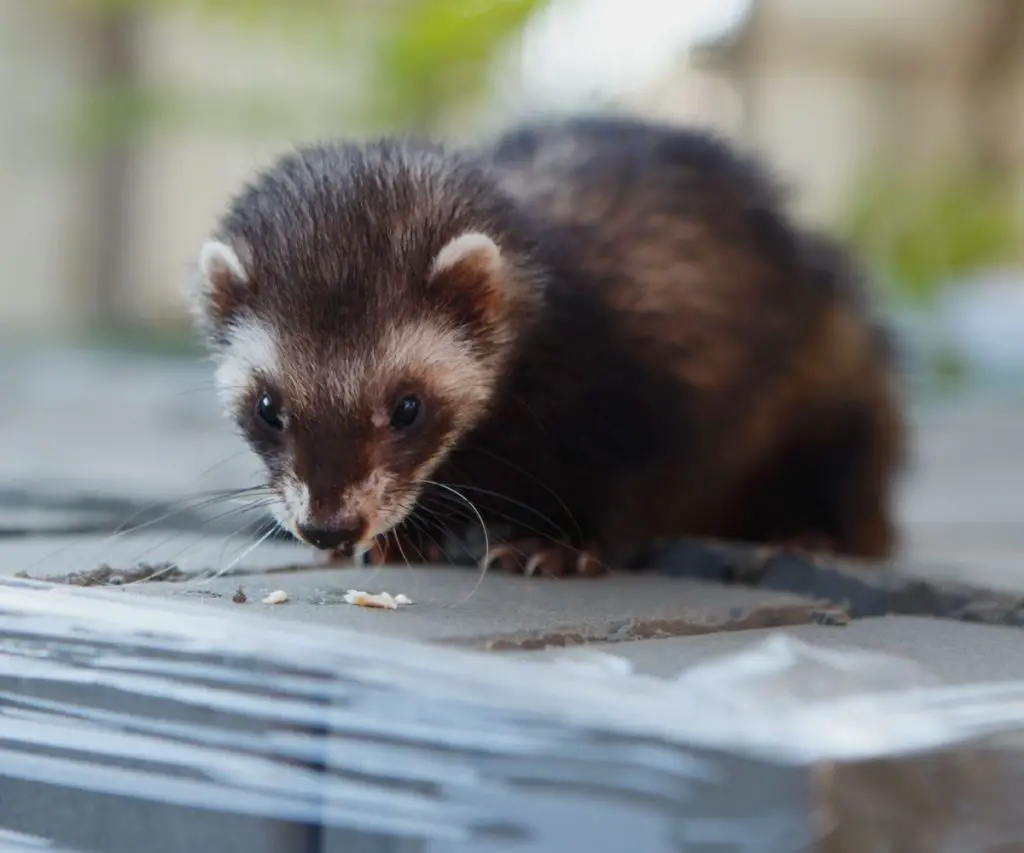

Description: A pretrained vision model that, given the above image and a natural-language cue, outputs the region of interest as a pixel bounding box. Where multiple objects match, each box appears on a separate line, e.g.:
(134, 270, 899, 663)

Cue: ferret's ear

(428, 232, 506, 330)
(189, 238, 253, 334)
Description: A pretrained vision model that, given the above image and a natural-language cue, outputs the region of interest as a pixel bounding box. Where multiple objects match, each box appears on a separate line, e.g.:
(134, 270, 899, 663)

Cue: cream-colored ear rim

(198, 239, 249, 284)
(430, 231, 502, 279)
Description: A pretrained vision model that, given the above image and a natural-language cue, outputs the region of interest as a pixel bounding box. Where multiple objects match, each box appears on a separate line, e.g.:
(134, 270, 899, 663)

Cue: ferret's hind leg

(757, 395, 903, 562)
(826, 419, 901, 560)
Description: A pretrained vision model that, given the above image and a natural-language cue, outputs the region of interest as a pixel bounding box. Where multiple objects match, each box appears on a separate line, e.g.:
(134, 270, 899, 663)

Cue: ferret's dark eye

(390, 395, 422, 431)
(255, 393, 284, 431)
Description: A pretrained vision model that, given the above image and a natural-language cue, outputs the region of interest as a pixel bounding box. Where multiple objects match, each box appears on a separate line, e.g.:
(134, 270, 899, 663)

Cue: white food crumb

(343, 589, 414, 610)
(262, 589, 289, 605)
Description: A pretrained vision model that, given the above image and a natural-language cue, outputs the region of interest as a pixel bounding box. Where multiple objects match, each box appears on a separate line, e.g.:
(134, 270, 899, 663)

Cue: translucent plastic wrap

(1, 574, 1024, 852)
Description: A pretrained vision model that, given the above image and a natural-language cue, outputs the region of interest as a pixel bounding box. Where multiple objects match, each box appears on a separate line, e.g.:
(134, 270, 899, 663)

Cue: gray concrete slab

(119, 565, 838, 648)
(898, 397, 1024, 529)
(0, 506, 111, 532)
(0, 531, 316, 579)
(0, 577, 857, 853)
(6, 347, 1024, 661)
(532, 615, 1024, 684)
(0, 350, 257, 502)
(893, 397, 1024, 592)
(7, 349, 1024, 589)
(901, 523, 1024, 592)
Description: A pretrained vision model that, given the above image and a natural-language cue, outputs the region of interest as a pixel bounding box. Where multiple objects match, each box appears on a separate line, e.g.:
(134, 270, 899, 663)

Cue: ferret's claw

(479, 541, 534, 573)
(480, 540, 606, 578)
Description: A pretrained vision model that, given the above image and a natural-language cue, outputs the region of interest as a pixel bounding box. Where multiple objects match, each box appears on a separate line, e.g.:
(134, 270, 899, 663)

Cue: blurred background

(2, 0, 1023, 585)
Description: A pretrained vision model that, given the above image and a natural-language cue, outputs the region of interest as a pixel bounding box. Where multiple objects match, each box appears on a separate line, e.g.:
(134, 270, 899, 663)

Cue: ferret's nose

(297, 523, 362, 554)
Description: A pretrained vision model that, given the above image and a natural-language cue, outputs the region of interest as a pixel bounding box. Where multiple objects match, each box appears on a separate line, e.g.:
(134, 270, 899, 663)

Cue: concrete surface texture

(124, 566, 837, 647)
(537, 616, 1024, 684)
(4, 346, 1024, 682)
(5, 348, 1024, 853)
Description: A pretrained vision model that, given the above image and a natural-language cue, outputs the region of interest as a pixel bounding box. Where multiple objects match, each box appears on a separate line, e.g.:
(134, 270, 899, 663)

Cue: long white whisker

(122, 487, 273, 534)
(211, 524, 279, 581)
(418, 491, 562, 553)
(422, 480, 490, 602)
(18, 486, 274, 576)
(453, 443, 583, 542)
(429, 482, 571, 542)
(401, 512, 441, 563)
(392, 529, 414, 572)
(214, 500, 281, 569)
(120, 499, 276, 570)
(120, 562, 181, 585)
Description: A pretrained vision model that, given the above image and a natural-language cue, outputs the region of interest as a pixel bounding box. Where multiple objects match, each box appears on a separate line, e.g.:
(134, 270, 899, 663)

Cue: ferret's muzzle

(296, 523, 363, 555)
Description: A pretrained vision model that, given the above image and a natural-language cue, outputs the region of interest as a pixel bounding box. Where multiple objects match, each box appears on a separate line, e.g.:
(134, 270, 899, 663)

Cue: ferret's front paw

(364, 531, 443, 566)
(480, 539, 605, 578)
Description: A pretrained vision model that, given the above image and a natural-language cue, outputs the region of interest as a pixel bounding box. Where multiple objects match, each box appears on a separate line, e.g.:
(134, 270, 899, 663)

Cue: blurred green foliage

(50, 0, 548, 349)
(371, 0, 546, 128)
(62, 0, 547, 147)
(839, 164, 1023, 305)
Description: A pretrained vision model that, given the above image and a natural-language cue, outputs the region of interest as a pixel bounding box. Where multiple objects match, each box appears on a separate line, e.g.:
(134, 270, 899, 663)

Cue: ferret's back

(482, 117, 903, 559)
(485, 116, 835, 373)
(487, 116, 783, 238)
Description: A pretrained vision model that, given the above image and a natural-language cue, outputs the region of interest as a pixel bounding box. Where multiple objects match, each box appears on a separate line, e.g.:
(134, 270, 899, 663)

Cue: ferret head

(188, 140, 544, 555)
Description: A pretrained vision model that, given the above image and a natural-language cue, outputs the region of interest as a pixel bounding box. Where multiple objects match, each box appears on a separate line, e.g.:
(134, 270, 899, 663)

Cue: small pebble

(232, 587, 247, 604)
(262, 589, 289, 605)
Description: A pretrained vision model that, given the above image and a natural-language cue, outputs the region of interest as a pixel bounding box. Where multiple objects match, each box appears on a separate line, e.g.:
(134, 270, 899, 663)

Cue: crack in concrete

(446, 601, 850, 652)
(648, 538, 1024, 629)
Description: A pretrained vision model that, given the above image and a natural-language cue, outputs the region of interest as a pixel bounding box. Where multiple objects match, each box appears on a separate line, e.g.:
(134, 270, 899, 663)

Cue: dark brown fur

(193, 115, 906, 565)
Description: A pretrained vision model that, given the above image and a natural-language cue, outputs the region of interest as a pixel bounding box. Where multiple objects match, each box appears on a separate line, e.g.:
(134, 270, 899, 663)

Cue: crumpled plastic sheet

(1, 575, 1024, 852)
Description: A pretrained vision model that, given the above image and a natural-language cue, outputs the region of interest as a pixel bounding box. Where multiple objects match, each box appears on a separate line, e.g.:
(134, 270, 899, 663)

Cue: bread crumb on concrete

(343, 589, 414, 610)
(262, 589, 289, 605)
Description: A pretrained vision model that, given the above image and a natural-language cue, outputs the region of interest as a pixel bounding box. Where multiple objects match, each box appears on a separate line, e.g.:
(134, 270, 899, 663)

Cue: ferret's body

(190, 116, 905, 573)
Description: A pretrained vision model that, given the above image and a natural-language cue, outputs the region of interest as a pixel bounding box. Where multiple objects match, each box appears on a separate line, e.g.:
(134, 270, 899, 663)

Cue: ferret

(187, 115, 905, 577)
